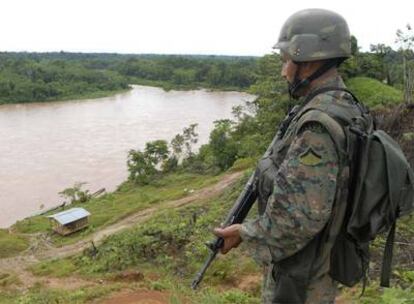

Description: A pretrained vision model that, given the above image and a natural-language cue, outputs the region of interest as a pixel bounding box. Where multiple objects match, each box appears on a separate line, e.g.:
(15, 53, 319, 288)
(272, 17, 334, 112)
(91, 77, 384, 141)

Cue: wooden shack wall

(50, 216, 89, 236)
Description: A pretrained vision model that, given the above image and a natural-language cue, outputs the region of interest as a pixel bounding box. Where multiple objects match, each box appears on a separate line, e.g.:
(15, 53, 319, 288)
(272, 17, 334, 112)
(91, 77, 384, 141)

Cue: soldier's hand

(213, 224, 242, 254)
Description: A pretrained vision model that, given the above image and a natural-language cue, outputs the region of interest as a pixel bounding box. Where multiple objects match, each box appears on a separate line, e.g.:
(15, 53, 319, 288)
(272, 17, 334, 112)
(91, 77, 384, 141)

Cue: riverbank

(0, 85, 253, 228)
(0, 82, 247, 106)
(0, 52, 258, 106)
(128, 78, 249, 93)
(0, 87, 132, 106)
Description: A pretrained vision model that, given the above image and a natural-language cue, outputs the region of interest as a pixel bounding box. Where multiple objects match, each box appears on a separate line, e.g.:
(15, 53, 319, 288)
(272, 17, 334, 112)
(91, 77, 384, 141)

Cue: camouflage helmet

(273, 9, 351, 62)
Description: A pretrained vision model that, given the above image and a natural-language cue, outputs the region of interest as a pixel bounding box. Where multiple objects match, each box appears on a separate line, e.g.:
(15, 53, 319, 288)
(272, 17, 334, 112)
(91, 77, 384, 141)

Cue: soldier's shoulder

(304, 87, 362, 128)
(292, 124, 338, 165)
(296, 108, 345, 138)
(308, 87, 354, 108)
(297, 121, 328, 134)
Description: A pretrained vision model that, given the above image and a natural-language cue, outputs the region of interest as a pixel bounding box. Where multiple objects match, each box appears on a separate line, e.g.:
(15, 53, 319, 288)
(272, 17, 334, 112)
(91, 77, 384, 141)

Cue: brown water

(0, 85, 255, 227)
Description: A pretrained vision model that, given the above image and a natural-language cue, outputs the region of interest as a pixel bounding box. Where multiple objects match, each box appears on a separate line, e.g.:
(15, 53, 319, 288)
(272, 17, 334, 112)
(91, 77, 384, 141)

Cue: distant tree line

(115, 55, 258, 90)
(341, 35, 414, 92)
(0, 53, 259, 104)
(1, 32, 412, 105)
(0, 54, 129, 104)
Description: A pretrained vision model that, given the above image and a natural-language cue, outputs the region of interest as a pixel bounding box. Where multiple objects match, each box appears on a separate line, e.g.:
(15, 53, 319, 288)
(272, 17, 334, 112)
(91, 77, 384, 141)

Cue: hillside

(0, 51, 413, 303)
(345, 77, 403, 108)
(0, 103, 413, 303)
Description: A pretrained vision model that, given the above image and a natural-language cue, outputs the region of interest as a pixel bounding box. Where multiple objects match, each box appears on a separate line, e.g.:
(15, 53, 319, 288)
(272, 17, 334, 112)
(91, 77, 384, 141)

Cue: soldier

(214, 8, 363, 304)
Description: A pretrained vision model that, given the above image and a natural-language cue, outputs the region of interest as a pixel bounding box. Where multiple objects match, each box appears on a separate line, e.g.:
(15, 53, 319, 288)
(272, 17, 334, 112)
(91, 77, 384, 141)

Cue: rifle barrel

(191, 250, 218, 289)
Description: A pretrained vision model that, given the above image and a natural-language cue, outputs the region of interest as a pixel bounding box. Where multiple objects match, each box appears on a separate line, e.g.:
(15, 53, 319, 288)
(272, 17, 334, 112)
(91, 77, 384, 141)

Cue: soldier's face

(281, 54, 298, 84)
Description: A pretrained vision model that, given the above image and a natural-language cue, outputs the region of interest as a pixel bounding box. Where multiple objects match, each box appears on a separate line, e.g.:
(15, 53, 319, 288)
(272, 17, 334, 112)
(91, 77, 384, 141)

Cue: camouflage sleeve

(240, 123, 339, 263)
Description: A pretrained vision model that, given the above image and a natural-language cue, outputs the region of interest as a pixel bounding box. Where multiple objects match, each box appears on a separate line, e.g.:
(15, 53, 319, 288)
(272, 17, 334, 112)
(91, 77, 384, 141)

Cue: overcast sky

(1, 0, 413, 56)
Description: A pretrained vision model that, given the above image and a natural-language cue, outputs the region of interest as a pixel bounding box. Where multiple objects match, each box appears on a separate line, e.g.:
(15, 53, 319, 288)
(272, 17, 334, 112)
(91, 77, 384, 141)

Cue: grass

(53, 166, 414, 303)
(19, 165, 414, 303)
(24, 171, 262, 297)
(229, 157, 257, 172)
(146, 276, 261, 304)
(0, 283, 123, 304)
(346, 77, 403, 109)
(11, 172, 222, 247)
(29, 259, 77, 278)
(71, 171, 256, 277)
(0, 229, 29, 258)
(0, 273, 22, 288)
(340, 278, 414, 303)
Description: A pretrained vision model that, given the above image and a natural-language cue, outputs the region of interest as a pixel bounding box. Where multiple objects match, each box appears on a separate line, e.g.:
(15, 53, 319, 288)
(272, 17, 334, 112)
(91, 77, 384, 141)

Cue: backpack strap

(380, 222, 396, 287)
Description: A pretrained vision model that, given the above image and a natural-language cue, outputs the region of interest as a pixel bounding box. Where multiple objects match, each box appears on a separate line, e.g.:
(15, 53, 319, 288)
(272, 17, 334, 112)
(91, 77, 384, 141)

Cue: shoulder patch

(299, 147, 322, 166)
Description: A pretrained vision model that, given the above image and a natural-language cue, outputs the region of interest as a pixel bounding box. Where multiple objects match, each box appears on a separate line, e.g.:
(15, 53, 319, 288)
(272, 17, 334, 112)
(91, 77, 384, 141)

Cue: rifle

(191, 132, 284, 290)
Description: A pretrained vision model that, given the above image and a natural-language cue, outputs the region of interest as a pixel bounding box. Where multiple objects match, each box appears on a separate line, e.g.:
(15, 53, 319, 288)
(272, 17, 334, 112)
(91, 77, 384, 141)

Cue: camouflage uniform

(240, 75, 353, 303)
(234, 8, 356, 303)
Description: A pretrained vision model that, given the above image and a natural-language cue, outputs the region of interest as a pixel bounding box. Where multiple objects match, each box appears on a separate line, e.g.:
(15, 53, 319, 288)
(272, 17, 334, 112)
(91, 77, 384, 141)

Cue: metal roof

(48, 207, 90, 225)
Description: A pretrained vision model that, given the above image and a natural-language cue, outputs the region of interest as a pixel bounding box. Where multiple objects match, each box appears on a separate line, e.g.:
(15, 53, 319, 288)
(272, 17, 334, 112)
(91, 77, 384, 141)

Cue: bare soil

(99, 290, 170, 304)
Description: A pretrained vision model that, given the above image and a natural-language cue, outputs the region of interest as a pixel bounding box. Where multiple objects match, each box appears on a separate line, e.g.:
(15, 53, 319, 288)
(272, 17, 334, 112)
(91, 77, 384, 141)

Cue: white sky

(1, 0, 413, 56)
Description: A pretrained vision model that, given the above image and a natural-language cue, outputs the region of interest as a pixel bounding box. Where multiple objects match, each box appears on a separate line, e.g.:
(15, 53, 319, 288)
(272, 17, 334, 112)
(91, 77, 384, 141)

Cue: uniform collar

(295, 75, 346, 105)
(307, 74, 346, 96)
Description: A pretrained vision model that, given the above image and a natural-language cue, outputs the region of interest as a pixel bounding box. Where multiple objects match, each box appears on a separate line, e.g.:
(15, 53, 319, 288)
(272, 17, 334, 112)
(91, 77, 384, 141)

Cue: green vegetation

(119, 55, 258, 92)
(340, 275, 414, 303)
(23, 165, 414, 303)
(1, 34, 414, 303)
(0, 38, 411, 106)
(18, 172, 261, 304)
(0, 284, 123, 304)
(73, 174, 254, 276)
(13, 172, 221, 246)
(29, 259, 77, 278)
(346, 77, 403, 108)
(0, 54, 129, 104)
(0, 52, 259, 104)
(0, 229, 28, 258)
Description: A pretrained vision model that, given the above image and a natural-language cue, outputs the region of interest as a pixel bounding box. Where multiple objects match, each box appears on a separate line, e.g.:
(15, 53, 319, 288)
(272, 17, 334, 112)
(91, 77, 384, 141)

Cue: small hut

(48, 207, 90, 236)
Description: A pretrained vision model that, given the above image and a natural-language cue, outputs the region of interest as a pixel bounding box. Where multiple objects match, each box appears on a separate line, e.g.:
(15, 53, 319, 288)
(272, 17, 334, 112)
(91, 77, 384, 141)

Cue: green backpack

(307, 88, 414, 289)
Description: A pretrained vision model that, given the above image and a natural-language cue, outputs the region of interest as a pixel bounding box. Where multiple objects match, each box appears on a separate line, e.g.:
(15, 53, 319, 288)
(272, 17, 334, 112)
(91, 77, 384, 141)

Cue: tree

(209, 119, 238, 170)
(59, 182, 91, 204)
(182, 123, 198, 157)
(170, 134, 185, 157)
(170, 124, 198, 160)
(351, 35, 359, 56)
(127, 140, 169, 184)
(144, 140, 169, 165)
(396, 24, 414, 103)
(370, 43, 393, 84)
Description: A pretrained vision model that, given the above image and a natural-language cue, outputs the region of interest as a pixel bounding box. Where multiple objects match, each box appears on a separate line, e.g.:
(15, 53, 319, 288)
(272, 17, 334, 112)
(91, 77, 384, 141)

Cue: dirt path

(0, 171, 243, 291)
(39, 170, 243, 260)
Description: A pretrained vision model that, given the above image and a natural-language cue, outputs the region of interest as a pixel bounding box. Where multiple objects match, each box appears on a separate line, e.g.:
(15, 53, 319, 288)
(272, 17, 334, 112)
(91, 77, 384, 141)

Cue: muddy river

(0, 85, 255, 227)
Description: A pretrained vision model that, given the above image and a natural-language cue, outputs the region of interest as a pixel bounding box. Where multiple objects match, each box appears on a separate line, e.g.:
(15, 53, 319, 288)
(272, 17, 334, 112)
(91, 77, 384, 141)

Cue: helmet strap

(288, 58, 341, 99)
